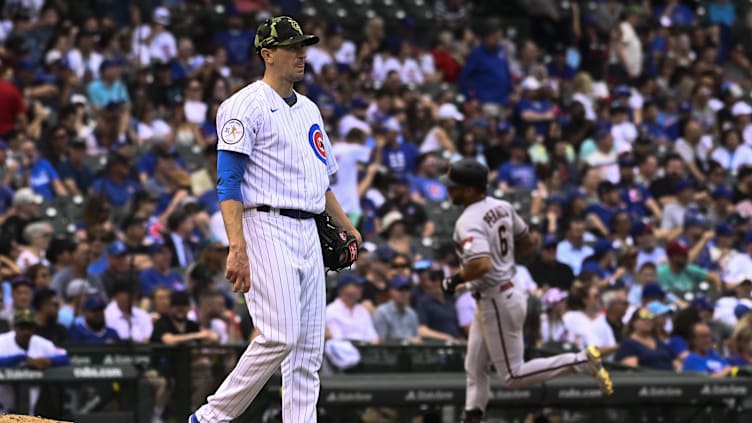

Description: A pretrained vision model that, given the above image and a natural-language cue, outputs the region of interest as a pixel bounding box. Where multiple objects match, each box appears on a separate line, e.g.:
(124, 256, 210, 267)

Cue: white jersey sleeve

(455, 218, 491, 262)
(216, 93, 263, 156)
(320, 115, 339, 176)
(454, 198, 525, 289)
(511, 206, 529, 240)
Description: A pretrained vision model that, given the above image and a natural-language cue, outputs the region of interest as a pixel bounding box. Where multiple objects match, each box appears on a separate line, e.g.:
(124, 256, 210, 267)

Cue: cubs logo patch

(308, 124, 327, 164)
(221, 119, 244, 145)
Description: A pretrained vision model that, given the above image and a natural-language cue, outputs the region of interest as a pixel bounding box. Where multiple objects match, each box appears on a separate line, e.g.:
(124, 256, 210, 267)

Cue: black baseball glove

(315, 213, 359, 272)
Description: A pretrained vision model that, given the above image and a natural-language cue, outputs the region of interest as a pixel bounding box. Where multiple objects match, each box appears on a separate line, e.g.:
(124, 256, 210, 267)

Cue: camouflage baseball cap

(13, 308, 35, 326)
(254, 16, 319, 51)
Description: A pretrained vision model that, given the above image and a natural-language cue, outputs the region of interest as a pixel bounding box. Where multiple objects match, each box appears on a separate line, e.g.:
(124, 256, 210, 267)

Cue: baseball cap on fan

(439, 159, 489, 190)
(254, 16, 319, 52)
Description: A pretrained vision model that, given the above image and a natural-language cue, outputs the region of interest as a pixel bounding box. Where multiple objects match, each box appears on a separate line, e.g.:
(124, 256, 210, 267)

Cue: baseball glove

(315, 213, 359, 272)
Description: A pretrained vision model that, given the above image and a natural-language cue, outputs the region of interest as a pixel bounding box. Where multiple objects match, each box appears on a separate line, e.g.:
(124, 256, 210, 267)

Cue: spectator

(649, 154, 687, 205)
(100, 241, 139, 298)
(148, 286, 172, 323)
(380, 117, 418, 176)
(556, 219, 593, 276)
(459, 18, 512, 112)
(86, 59, 130, 109)
(529, 235, 575, 291)
(713, 277, 752, 330)
(51, 240, 103, 301)
(712, 129, 752, 171)
(615, 306, 678, 371)
(338, 99, 371, 140)
(57, 278, 96, 328)
(150, 289, 216, 411)
(132, 7, 176, 67)
(660, 180, 697, 237)
(104, 279, 152, 343)
(710, 223, 740, 277)
(17, 141, 66, 200)
(603, 288, 629, 342)
(140, 241, 184, 298)
(682, 322, 734, 377)
(563, 282, 618, 355)
(539, 288, 569, 343)
(91, 153, 140, 208)
(497, 140, 537, 191)
(57, 139, 92, 197)
(585, 181, 625, 237)
(212, 8, 253, 67)
(615, 5, 644, 80)
(658, 240, 722, 296)
(150, 290, 217, 345)
(330, 128, 371, 226)
(580, 239, 619, 286)
(191, 289, 238, 344)
(0, 74, 25, 138)
(668, 306, 702, 360)
(31, 289, 67, 346)
(707, 186, 734, 227)
(16, 221, 52, 271)
(0, 276, 34, 327)
(517, 77, 554, 136)
(373, 275, 420, 342)
(120, 214, 150, 262)
(26, 263, 52, 291)
(618, 155, 662, 220)
(633, 223, 667, 269)
(326, 272, 379, 343)
(67, 29, 103, 81)
(377, 175, 433, 238)
(628, 264, 660, 307)
(411, 154, 449, 204)
(0, 309, 68, 414)
(708, 0, 736, 27)
(44, 235, 76, 276)
(68, 294, 120, 344)
(729, 318, 752, 367)
(415, 268, 461, 342)
(726, 234, 752, 283)
(163, 209, 198, 269)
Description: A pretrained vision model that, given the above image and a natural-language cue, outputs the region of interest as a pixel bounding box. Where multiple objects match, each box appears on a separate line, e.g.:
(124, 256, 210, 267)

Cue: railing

(3, 343, 751, 422)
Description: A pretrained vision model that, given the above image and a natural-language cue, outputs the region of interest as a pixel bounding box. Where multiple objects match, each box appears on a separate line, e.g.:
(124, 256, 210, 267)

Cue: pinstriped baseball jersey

(453, 197, 528, 290)
(216, 80, 338, 213)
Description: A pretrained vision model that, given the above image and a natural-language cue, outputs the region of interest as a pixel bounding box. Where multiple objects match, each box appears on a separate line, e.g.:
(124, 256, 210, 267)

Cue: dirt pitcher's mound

(0, 416, 70, 423)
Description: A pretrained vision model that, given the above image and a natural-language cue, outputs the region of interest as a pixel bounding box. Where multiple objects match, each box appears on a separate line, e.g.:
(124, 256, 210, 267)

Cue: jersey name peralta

(453, 197, 528, 290)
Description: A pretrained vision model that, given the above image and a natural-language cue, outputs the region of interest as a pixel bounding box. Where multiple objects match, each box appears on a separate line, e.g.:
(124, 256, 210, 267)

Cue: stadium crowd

(2, 0, 752, 420)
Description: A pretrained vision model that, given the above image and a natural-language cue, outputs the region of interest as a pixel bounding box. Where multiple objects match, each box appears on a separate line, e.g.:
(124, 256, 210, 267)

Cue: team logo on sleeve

(460, 236, 474, 252)
(220, 119, 244, 145)
(308, 124, 327, 164)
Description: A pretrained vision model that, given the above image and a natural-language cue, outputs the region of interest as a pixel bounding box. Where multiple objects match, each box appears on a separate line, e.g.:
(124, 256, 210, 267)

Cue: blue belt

(255, 205, 316, 220)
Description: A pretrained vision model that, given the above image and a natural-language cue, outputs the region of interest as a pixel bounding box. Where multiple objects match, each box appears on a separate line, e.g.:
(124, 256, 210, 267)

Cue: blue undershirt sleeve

(0, 354, 27, 366)
(217, 150, 247, 203)
(49, 354, 70, 366)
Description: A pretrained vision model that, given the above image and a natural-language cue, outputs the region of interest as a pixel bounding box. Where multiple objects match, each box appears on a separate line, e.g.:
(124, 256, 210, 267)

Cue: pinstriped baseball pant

(195, 209, 325, 423)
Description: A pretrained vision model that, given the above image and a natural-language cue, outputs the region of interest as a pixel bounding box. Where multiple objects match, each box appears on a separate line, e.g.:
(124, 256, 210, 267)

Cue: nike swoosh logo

(271, 108, 278, 113)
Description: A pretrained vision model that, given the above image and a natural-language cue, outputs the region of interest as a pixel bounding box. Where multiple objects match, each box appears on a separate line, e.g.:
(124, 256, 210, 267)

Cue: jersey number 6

(498, 225, 508, 256)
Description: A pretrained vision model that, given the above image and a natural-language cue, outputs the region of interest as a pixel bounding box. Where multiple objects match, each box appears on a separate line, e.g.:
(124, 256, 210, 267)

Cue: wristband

(451, 272, 465, 287)
(731, 366, 739, 377)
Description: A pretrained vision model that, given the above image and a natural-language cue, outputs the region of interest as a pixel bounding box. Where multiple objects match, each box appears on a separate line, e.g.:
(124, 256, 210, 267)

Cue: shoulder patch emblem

(220, 119, 244, 145)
